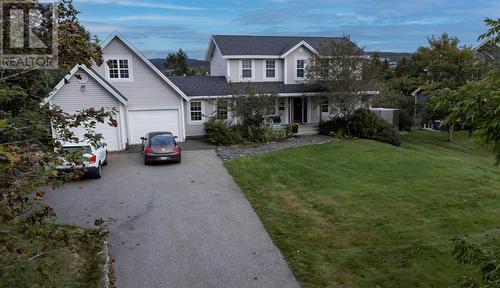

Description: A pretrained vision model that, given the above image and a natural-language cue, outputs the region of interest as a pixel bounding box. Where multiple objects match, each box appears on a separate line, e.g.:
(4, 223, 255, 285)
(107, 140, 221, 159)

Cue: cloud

(108, 15, 229, 25)
(77, 0, 204, 11)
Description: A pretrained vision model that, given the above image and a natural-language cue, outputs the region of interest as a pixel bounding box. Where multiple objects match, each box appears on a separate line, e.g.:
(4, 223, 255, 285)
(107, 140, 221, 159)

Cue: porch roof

(167, 76, 324, 97)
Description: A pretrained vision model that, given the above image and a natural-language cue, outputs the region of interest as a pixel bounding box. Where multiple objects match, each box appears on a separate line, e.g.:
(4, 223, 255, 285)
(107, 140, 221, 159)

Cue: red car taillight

(144, 147, 153, 154)
(89, 155, 97, 163)
(173, 145, 181, 153)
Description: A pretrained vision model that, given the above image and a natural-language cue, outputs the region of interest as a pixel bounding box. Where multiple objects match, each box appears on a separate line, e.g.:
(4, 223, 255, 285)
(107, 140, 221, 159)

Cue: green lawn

(225, 130, 500, 288)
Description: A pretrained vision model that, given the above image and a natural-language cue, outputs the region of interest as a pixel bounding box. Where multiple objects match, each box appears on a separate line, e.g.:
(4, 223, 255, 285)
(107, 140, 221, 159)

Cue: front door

(293, 97, 308, 123)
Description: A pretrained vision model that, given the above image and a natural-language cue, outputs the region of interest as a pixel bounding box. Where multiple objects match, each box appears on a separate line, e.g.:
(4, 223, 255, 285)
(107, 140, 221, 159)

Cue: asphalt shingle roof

(88, 67, 128, 101)
(212, 35, 348, 56)
(168, 76, 323, 97)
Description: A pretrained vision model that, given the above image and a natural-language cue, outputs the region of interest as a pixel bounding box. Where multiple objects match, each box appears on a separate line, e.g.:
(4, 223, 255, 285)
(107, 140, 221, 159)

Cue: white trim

(226, 60, 231, 82)
(224, 55, 280, 59)
(101, 32, 190, 101)
(103, 55, 133, 82)
(205, 36, 216, 61)
(188, 100, 205, 124)
(262, 59, 278, 81)
(239, 59, 255, 81)
(45, 64, 128, 105)
(294, 56, 308, 81)
(284, 57, 288, 84)
(180, 100, 186, 142)
(281, 40, 319, 58)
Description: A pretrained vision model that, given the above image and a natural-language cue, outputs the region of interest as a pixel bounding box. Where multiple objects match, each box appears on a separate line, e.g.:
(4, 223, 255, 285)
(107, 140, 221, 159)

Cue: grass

(225, 130, 500, 287)
(0, 222, 106, 288)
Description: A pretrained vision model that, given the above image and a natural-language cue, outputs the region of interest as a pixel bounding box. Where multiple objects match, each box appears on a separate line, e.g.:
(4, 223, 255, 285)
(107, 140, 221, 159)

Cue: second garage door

(128, 109, 180, 145)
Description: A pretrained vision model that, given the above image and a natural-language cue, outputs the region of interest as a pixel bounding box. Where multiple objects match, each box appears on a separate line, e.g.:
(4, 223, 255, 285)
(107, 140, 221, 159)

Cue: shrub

(319, 118, 348, 137)
(374, 120, 401, 146)
(349, 108, 380, 138)
(399, 110, 414, 131)
(244, 124, 292, 143)
(204, 118, 242, 145)
(320, 109, 400, 146)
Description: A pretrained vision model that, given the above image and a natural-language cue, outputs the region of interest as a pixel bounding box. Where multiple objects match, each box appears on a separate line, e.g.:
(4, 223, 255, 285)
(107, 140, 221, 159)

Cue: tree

(307, 37, 381, 124)
(165, 49, 189, 76)
(448, 71, 500, 165)
(227, 84, 277, 128)
(479, 17, 500, 42)
(412, 33, 482, 141)
(1, 1, 116, 284)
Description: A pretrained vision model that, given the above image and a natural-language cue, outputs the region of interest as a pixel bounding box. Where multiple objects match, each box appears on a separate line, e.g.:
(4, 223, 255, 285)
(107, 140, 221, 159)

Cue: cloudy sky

(73, 0, 500, 60)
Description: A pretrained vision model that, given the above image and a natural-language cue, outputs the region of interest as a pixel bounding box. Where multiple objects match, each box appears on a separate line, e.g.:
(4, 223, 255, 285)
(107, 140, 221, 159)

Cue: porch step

(296, 124, 319, 136)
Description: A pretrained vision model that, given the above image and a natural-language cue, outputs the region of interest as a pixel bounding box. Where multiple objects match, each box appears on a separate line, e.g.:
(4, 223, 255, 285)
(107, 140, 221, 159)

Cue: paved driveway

(44, 148, 300, 288)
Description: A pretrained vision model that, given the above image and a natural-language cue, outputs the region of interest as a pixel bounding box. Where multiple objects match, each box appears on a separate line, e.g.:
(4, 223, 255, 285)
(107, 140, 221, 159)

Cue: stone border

(216, 135, 335, 161)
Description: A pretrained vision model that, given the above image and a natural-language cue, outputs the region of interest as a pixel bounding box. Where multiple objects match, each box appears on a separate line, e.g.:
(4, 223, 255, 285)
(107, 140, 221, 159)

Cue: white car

(57, 141, 108, 178)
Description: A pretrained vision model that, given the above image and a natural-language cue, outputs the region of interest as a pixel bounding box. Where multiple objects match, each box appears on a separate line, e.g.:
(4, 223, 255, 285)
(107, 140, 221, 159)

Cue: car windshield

(62, 146, 92, 156)
(150, 134, 174, 146)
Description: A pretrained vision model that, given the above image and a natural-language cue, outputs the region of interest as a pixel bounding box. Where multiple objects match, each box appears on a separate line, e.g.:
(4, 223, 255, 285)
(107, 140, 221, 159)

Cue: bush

(205, 118, 292, 145)
(319, 118, 348, 137)
(399, 110, 414, 131)
(349, 109, 380, 138)
(204, 118, 242, 145)
(319, 109, 400, 146)
(375, 120, 401, 146)
(244, 124, 292, 143)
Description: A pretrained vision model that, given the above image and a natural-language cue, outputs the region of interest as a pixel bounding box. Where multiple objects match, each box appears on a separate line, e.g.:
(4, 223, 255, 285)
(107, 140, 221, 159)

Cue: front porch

(276, 95, 326, 135)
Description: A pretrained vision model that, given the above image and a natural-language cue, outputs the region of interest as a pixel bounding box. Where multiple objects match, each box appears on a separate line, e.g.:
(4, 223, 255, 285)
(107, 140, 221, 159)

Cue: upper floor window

(266, 60, 276, 78)
(190, 101, 202, 122)
(241, 59, 252, 79)
(296, 59, 306, 79)
(106, 58, 131, 80)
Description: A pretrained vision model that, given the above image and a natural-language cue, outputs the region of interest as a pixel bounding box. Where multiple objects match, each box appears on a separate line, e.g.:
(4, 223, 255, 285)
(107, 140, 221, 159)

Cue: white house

(47, 33, 359, 150)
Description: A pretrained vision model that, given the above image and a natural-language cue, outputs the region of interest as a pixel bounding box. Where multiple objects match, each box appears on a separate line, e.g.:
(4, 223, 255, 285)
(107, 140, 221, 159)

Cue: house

(475, 39, 500, 61)
(46, 33, 359, 149)
(46, 33, 190, 150)
(169, 35, 356, 137)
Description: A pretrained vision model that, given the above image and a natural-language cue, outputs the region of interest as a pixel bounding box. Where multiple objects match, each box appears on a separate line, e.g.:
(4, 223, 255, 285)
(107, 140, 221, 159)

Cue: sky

(72, 0, 500, 60)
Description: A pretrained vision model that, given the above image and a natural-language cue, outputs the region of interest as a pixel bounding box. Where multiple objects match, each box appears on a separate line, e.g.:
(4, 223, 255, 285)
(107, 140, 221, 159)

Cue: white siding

(284, 45, 314, 84)
(210, 47, 227, 77)
(93, 38, 183, 111)
(49, 68, 124, 150)
(51, 69, 119, 112)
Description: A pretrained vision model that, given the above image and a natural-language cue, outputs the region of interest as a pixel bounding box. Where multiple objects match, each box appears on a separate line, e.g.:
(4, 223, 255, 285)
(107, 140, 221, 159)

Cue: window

(190, 101, 202, 121)
(321, 103, 329, 113)
(216, 100, 228, 120)
(296, 59, 306, 78)
(266, 60, 276, 78)
(241, 59, 252, 79)
(107, 59, 130, 80)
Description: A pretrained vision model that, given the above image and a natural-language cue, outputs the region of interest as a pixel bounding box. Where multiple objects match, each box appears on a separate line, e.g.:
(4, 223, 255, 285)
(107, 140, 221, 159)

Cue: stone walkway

(217, 135, 334, 161)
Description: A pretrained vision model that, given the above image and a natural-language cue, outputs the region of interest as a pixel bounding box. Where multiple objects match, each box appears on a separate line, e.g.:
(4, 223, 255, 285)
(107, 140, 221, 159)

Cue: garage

(70, 118, 122, 151)
(128, 109, 181, 145)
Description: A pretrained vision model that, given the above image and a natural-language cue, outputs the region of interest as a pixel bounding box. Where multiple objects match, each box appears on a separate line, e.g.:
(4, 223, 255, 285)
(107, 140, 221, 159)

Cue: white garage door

(128, 109, 180, 145)
(71, 120, 121, 151)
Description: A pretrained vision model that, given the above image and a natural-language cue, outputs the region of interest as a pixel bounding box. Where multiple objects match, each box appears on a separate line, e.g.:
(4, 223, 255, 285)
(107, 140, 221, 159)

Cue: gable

(50, 68, 120, 113)
(96, 33, 189, 102)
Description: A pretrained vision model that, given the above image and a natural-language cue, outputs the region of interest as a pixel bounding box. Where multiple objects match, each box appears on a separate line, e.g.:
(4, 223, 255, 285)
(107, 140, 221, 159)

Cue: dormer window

(241, 59, 253, 79)
(296, 59, 306, 79)
(105, 56, 133, 81)
(265, 60, 276, 78)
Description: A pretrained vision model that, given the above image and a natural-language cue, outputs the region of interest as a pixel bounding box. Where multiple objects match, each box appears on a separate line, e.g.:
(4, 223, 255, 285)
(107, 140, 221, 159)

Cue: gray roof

(168, 76, 323, 97)
(88, 67, 128, 102)
(212, 35, 348, 56)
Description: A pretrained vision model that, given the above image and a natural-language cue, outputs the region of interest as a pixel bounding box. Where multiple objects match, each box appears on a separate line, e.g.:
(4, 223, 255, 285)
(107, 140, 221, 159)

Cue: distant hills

(365, 52, 413, 63)
(149, 58, 210, 72)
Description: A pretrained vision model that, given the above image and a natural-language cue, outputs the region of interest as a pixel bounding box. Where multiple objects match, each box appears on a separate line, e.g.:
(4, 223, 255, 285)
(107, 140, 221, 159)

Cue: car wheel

(144, 157, 150, 165)
(103, 151, 108, 166)
(176, 155, 181, 164)
(94, 163, 102, 179)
